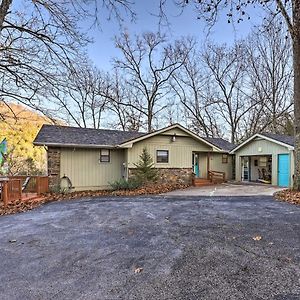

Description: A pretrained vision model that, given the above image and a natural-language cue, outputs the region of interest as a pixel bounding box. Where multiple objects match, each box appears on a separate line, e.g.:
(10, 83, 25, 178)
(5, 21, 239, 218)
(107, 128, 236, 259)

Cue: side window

(100, 149, 110, 162)
(222, 154, 228, 164)
(157, 150, 169, 163)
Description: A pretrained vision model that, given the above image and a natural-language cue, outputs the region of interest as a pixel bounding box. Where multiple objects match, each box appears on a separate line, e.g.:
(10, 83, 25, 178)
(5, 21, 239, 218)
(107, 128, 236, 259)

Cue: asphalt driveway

(0, 196, 299, 300)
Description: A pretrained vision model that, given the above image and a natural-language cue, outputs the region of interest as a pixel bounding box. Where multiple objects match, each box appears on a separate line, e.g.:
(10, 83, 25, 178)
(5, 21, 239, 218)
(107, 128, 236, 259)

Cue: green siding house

(33, 123, 234, 191)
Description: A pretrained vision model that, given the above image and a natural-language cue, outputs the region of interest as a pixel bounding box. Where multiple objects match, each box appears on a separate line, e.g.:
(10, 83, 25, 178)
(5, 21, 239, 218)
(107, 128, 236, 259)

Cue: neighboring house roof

(230, 133, 294, 153)
(34, 123, 234, 152)
(33, 124, 146, 148)
(201, 137, 236, 152)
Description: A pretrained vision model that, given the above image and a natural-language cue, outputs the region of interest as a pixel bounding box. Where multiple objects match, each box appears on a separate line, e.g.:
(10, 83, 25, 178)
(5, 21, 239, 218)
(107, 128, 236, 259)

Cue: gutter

(33, 142, 117, 149)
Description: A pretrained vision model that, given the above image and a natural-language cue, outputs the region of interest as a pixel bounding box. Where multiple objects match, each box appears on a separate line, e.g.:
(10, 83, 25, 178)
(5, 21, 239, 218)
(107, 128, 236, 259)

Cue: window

(100, 149, 110, 162)
(222, 154, 228, 164)
(157, 150, 169, 163)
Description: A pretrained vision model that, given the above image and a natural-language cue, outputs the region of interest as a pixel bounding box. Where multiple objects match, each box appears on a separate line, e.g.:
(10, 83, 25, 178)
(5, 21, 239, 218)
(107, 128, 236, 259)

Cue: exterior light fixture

(172, 134, 176, 142)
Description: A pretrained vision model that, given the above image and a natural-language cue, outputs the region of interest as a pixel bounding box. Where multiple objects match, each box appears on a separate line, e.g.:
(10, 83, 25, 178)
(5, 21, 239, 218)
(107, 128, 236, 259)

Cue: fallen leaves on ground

(134, 267, 143, 273)
(253, 235, 262, 241)
(0, 183, 189, 216)
(274, 189, 300, 205)
(0, 198, 47, 216)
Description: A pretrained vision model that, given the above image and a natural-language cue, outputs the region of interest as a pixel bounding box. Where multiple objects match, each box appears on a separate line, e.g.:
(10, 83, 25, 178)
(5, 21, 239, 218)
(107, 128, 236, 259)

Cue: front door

(192, 153, 200, 178)
(278, 154, 289, 187)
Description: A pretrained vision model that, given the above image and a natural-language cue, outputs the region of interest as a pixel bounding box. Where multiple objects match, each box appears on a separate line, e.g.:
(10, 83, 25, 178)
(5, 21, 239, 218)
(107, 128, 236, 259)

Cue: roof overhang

(230, 133, 294, 154)
(118, 123, 223, 151)
(33, 142, 116, 149)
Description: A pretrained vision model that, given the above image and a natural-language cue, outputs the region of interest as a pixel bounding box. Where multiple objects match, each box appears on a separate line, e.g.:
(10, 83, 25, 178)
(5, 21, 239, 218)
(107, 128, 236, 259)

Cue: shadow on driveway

(0, 195, 299, 299)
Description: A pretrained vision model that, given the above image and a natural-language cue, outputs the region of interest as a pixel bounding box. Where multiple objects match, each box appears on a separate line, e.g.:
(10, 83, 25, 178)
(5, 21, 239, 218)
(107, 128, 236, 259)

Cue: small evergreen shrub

(109, 178, 141, 191)
(133, 147, 158, 184)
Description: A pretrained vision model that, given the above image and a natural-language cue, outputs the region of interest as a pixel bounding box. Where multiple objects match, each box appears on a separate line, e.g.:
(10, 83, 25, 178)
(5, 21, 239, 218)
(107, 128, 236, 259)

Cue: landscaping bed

(0, 183, 189, 216)
(274, 189, 300, 205)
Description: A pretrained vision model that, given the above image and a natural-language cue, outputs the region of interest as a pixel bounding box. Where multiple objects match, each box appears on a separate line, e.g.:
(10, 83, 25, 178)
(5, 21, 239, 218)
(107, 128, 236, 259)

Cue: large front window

(157, 150, 169, 163)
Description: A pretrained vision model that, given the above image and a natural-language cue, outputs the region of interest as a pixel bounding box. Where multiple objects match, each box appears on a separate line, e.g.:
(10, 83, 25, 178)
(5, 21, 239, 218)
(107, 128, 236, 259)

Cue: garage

(241, 155, 272, 184)
(231, 133, 294, 188)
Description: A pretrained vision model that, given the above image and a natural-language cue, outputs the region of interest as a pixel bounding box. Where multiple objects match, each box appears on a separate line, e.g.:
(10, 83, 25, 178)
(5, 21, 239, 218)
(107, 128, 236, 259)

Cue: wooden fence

(0, 176, 49, 207)
(0, 179, 22, 207)
(36, 176, 49, 194)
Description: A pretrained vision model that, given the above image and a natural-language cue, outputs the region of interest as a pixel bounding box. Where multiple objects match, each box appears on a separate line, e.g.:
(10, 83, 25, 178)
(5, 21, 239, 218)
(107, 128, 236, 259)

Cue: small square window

(157, 150, 169, 163)
(222, 154, 228, 164)
(100, 149, 110, 162)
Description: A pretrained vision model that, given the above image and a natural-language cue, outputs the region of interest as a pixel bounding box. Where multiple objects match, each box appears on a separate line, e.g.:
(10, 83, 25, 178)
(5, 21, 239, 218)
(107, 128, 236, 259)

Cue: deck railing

(36, 176, 49, 194)
(208, 170, 226, 183)
(0, 176, 49, 207)
(0, 179, 22, 207)
(7, 176, 49, 194)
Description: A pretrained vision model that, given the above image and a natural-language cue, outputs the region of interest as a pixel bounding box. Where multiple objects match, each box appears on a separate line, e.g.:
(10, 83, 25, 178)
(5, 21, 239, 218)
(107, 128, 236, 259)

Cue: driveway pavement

(0, 196, 299, 300)
(164, 182, 284, 197)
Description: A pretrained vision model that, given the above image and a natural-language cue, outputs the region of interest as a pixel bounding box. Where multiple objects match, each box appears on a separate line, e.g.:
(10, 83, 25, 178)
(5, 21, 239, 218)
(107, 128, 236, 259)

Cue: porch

(0, 176, 49, 208)
(192, 152, 228, 187)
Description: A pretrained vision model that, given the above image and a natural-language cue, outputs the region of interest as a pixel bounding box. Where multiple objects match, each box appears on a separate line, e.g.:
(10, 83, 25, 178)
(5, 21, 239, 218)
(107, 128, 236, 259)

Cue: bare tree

(244, 21, 293, 134)
(114, 31, 193, 132)
(171, 47, 222, 137)
(0, 0, 136, 115)
(164, 0, 300, 187)
(50, 62, 109, 129)
(202, 43, 258, 143)
(106, 72, 143, 131)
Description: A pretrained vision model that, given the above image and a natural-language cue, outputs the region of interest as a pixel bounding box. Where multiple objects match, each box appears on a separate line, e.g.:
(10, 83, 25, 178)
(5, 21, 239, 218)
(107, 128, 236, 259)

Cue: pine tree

(133, 147, 158, 183)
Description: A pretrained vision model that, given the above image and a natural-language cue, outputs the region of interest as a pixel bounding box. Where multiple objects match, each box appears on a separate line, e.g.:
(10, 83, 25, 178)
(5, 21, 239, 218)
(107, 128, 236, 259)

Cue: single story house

(230, 133, 294, 188)
(33, 123, 235, 191)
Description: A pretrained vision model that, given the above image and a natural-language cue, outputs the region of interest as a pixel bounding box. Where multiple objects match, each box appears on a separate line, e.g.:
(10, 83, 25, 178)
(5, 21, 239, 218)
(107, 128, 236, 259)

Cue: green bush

(109, 178, 141, 191)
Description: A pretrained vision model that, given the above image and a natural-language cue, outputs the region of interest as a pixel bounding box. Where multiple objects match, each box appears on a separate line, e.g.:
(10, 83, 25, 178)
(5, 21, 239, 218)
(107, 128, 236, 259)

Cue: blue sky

(87, 1, 261, 70)
(12, 1, 264, 70)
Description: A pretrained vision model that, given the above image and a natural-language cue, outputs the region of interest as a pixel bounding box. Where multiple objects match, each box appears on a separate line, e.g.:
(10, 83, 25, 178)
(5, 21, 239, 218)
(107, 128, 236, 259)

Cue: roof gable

(119, 123, 233, 152)
(231, 133, 294, 153)
(261, 133, 294, 147)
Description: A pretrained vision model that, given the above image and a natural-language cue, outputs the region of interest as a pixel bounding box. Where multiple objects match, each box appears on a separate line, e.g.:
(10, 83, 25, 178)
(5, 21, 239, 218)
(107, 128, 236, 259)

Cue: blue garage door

(278, 154, 290, 187)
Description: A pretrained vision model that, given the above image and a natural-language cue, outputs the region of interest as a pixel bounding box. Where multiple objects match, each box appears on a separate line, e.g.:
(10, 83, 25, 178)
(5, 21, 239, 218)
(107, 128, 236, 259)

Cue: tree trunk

(293, 0, 300, 190)
(147, 117, 152, 133)
(0, 0, 12, 31)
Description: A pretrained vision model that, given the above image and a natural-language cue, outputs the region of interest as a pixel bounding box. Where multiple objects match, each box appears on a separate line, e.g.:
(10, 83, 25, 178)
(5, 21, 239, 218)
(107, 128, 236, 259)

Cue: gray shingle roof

(34, 124, 145, 147)
(34, 124, 235, 152)
(201, 137, 236, 151)
(260, 133, 294, 147)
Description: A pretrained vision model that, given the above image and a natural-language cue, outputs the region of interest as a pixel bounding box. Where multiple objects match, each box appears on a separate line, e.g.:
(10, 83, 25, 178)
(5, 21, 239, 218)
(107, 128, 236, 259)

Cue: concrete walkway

(164, 182, 285, 197)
